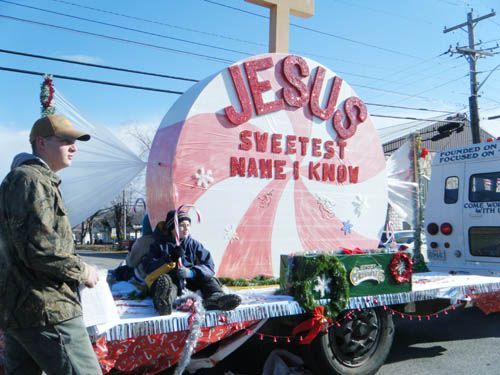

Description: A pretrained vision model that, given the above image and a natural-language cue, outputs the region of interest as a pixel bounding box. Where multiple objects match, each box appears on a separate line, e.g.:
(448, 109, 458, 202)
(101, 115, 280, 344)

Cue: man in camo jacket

(0, 115, 102, 374)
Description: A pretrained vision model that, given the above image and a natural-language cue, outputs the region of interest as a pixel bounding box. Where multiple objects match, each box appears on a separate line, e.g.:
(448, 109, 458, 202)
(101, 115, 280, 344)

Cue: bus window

(469, 172, 500, 202)
(469, 227, 500, 257)
(444, 176, 459, 204)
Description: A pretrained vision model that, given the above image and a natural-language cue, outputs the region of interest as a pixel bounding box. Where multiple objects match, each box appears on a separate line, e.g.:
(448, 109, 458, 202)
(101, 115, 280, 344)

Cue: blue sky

(1, 0, 500, 176)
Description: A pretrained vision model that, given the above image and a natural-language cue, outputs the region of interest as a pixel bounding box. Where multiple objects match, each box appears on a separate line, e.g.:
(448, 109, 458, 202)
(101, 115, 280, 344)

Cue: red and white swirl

(147, 53, 387, 278)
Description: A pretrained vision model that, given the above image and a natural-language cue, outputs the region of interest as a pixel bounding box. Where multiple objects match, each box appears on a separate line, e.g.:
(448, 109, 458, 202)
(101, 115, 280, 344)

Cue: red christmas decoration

(420, 147, 429, 159)
(291, 306, 332, 344)
(389, 252, 413, 283)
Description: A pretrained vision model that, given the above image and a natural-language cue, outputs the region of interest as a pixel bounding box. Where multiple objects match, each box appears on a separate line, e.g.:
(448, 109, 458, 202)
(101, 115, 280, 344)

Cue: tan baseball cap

(29, 115, 90, 143)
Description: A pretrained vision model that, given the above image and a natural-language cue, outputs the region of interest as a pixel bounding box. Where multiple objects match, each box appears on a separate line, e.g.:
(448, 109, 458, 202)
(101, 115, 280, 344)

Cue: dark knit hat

(165, 209, 191, 232)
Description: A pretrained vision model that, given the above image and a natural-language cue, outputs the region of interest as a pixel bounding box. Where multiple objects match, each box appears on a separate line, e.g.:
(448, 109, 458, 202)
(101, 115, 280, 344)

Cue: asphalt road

(79, 251, 500, 375)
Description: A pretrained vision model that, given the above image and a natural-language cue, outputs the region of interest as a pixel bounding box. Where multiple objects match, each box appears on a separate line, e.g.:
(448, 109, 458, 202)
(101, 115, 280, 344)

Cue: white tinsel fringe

(90, 277, 500, 341)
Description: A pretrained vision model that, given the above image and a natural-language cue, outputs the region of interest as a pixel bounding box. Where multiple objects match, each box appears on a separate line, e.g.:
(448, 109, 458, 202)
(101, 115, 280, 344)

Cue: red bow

(340, 247, 365, 254)
(420, 147, 429, 159)
(292, 306, 332, 344)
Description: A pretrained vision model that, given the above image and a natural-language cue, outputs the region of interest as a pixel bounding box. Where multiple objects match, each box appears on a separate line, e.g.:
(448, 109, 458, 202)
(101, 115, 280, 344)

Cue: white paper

(80, 269, 120, 327)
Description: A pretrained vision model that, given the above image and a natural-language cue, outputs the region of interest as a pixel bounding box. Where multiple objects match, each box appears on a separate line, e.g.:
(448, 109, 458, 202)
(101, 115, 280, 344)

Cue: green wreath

(291, 254, 350, 319)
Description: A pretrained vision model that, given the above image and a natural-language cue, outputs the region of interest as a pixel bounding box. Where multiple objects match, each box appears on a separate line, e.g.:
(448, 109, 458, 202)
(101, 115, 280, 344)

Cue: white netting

(386, 140, 417, 223)
(54, 89, 146, 226)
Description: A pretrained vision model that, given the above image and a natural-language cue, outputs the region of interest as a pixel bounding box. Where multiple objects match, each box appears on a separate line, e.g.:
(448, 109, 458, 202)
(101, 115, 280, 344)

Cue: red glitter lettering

(244, 57, 284, 116)
(274, 160, 286, 179)
(310, 68, 342, 121)
(337, 165, 347, 183)
(259, 159, 273, 178)
(238, 130, 252, 151)
(224, 65, 253, 125)
(271, 133, 283, 154)
(230, 157, 246, 177)
(333, 97, 367, 140)
(286, 135, 297, 154)
(247, 157, 258, 177)
(309, 162, 321, 180)
(254, 132, 269, 152)
(282, 55, 310, 108)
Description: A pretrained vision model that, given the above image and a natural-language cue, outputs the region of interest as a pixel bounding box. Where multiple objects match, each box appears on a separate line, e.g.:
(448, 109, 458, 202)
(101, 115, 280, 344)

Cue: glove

(170, 246, 184, 260)
(176, 267, 195, 280)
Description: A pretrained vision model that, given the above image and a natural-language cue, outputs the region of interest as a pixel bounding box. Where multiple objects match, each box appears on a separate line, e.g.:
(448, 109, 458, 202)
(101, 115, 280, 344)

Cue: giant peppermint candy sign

(146, 53, 388, 278)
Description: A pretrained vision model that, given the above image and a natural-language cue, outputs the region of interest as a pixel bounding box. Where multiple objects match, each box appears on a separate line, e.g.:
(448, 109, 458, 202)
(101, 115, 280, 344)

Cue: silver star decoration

(314, 274, 332, 298)
(315, 194, 335, 219)
(353, 194, 369, 217)
(195, 167, 214, 189)
(224, 224, 239, 242)
(396, 260, 407, 275)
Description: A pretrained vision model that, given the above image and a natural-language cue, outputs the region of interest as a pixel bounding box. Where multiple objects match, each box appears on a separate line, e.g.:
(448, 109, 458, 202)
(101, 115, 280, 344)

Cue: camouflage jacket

(0, 158, 88, 329)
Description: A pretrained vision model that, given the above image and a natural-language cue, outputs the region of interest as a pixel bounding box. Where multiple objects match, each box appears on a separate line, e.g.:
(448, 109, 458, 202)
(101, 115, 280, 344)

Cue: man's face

(172, 220, 190, 240)
(37, 136, 77, 172)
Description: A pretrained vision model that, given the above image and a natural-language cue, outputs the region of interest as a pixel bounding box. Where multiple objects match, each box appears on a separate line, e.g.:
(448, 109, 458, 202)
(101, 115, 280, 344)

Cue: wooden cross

(245, 0, 314, 53)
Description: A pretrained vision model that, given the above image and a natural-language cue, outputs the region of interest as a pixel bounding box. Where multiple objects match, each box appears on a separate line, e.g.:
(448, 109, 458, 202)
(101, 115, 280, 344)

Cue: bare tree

(127, 124, 154, 161)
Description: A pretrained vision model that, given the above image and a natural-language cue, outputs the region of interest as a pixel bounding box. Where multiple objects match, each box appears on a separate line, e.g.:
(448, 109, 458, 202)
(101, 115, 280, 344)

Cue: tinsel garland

(173, 292, 205, 375)
(291, 254, 349, 319)
(40, 74, 56, 117)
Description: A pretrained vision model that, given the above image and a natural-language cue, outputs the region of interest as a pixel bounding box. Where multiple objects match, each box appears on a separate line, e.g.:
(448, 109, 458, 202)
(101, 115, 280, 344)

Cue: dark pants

(4, 316, 102, 375)
(172, 273, 223, 298)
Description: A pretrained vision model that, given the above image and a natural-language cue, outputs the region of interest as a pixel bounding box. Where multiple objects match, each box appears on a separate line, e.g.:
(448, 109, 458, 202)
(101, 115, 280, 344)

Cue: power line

(377, 74, 469, 106)
(0, 45, 469, 115)
(333, 0, 434, 25)
(0, 64, 462, 116)
(3, 0, 389, 74)
(0, 14, 233, 64)
(364, 103, 456, 114)
(28, 0, 462, 87)
(0, 48, 200, 82)
(1, 46, 460, 108)
(0, 66, 184, 94)
(47, 0, 266, 48)
(371, 114, 466, 123)
(204, 0, 424, 60)
(46, 0, 392, 73)
(1, 0, 254, 57)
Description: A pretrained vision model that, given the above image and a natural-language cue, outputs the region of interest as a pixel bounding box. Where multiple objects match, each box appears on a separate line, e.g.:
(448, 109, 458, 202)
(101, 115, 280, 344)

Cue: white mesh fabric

(54, 89, 146, 227)
(386, 140, 417, 223)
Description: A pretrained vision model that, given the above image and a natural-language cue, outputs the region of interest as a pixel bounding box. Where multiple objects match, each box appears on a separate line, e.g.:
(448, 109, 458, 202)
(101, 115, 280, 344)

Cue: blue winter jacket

(142, 233, 215, 279)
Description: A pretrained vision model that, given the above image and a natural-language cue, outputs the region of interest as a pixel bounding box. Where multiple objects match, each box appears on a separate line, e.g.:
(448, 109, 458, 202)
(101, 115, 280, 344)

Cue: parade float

(80, 52, 500, 374)
(1, 3, 500, 372)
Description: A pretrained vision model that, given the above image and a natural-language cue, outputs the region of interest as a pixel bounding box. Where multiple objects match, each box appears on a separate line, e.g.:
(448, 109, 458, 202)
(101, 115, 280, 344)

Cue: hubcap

(328, 309, 381, 367)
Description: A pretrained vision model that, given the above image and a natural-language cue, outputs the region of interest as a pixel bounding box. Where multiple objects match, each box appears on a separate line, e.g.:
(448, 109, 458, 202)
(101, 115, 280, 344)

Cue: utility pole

(444, 9, 496, 144)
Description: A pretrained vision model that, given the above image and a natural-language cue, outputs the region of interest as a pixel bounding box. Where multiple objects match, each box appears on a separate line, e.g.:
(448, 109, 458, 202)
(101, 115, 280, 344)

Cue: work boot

(203, 292, 241, 311)
(152, 274, 177, 316)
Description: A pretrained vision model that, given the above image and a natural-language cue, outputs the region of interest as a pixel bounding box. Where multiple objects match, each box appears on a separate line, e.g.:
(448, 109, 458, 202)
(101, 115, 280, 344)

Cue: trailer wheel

(309, 308, 394, 375)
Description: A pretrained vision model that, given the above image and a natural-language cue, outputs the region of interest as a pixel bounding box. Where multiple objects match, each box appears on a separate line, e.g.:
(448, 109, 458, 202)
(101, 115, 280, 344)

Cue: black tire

(309, 308, 394, 375)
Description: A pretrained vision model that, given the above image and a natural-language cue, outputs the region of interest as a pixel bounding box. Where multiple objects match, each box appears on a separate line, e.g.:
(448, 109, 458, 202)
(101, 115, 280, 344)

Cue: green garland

(219, 274, 279, 287)
(291, 254, 349, 319)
